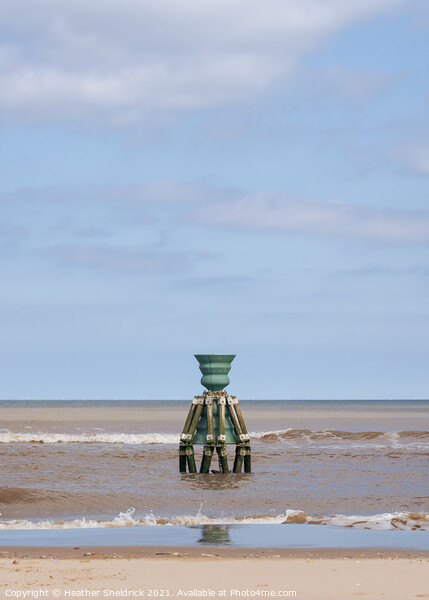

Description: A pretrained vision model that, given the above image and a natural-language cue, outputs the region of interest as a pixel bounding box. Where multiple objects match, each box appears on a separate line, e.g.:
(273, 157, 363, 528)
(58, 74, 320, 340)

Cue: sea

(0, 400, 428, 534)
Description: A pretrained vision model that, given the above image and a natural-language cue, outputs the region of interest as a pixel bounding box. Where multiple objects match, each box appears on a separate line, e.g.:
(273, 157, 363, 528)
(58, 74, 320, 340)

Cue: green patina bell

(195, 354, 235, 392)
(193, 354, 239, 445)
(193, 396, 239, 445)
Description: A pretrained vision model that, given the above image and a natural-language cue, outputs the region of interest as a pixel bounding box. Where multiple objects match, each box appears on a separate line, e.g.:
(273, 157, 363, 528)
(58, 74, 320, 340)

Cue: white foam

(1, 429, 428, 449)
(250, 429, 292, 439)
(0, 432, 179, 444)
(315, 511, 429, 531)
(0, 509, 427, 531)
(0, 508, 153, 530)
(0, 430, 290, 445)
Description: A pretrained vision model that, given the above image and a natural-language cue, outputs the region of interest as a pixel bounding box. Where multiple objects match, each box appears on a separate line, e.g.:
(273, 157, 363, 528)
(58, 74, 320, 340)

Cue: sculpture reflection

(197, 524, 231, 545)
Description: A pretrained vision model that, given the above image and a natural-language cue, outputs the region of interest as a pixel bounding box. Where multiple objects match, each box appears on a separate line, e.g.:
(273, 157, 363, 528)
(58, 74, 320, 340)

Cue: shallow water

(0, 400, 428, 532)
(1, 524, 429, 551)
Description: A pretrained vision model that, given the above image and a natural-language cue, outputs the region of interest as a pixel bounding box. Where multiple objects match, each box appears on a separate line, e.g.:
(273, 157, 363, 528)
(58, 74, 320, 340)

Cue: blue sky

(1, 0, 428, 399)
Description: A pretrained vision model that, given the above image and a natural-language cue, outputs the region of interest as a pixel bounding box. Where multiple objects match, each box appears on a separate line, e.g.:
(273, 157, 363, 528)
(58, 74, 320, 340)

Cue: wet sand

(1, 548, 429, 600)
(2, 544, 429, 559)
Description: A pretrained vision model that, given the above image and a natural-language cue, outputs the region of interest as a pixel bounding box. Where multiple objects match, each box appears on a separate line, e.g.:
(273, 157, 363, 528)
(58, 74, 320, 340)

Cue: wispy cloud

(333, 264, 429, 279)
(0, 0, 406, 124)
(45, 243, 196, 274)
(72, 226, 113, 239)
(173, 275, 252, 290)
(320, 66, 396, 103)
(391, 140, 429, 176)
(191, 193, 429, 244)
(5, 181, 429, 251)
(0, 221, 29, 241)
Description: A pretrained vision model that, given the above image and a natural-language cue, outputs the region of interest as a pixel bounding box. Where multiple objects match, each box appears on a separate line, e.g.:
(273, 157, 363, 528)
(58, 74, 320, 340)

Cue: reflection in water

(196, 525, 231, 545)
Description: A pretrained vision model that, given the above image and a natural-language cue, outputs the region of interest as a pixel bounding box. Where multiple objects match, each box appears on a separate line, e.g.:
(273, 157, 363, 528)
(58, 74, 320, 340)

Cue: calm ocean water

(0, 400, 428, 531)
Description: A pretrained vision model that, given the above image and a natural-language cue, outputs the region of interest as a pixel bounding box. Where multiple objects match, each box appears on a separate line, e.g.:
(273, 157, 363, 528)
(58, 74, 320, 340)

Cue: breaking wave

(0, 432, 179, 444)
(0, 429, 428, 446)
(0, 508, 427, 531)
(252, 429, 429, 442)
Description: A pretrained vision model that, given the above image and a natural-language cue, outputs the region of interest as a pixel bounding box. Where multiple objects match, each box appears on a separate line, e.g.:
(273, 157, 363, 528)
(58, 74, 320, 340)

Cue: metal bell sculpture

(179, 354, 251, 474)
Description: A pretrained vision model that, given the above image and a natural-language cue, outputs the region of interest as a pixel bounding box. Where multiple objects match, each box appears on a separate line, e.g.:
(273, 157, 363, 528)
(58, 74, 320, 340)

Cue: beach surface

(1, 548, 429, 600)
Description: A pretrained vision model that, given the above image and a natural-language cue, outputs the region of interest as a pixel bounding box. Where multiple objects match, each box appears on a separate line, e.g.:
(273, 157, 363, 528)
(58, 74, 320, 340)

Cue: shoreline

(1, 543, 429, 559)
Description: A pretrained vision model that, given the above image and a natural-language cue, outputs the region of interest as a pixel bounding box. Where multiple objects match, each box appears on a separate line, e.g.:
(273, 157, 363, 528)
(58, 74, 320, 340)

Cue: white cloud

(0, 0, 405, 124)
(4, 182, 429, 249)
(191, 192, 429, 244)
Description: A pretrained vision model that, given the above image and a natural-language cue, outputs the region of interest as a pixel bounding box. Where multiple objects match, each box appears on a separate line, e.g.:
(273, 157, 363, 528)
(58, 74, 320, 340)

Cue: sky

(1, 0, 429, 399)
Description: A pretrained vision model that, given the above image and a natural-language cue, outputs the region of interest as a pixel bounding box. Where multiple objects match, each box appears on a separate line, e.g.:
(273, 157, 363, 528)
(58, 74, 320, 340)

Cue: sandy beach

(1, 547, 429, 600)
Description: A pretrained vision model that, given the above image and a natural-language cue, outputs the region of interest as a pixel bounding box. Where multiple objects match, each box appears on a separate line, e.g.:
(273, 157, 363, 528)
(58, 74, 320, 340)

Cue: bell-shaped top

(195, 354, 235, 392)
(193, 400, 239, 444)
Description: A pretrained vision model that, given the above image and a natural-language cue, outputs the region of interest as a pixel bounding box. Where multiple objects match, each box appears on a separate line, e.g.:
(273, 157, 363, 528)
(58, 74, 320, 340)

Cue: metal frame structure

(179, 391, 251, 473)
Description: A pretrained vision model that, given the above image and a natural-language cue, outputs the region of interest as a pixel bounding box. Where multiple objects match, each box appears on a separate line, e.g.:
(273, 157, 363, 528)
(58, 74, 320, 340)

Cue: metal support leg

(244, 445, 252, 473)
(179, 445, 187, 472)
(228, 397, 251, 474)
(179, 401, 198, 472)
(226, 400, 244, 439)
(234, 402, 249, 436)
(186, 445, 197, 473)
(200, 396, 215, 473)
(233, 445, 245, 473)
(216, 444, 229, 473)
(188, 402, 204, 440)
(181, 402, 197, 436)
(200, 444, 214, 473)
(178, 397, 204, 473)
